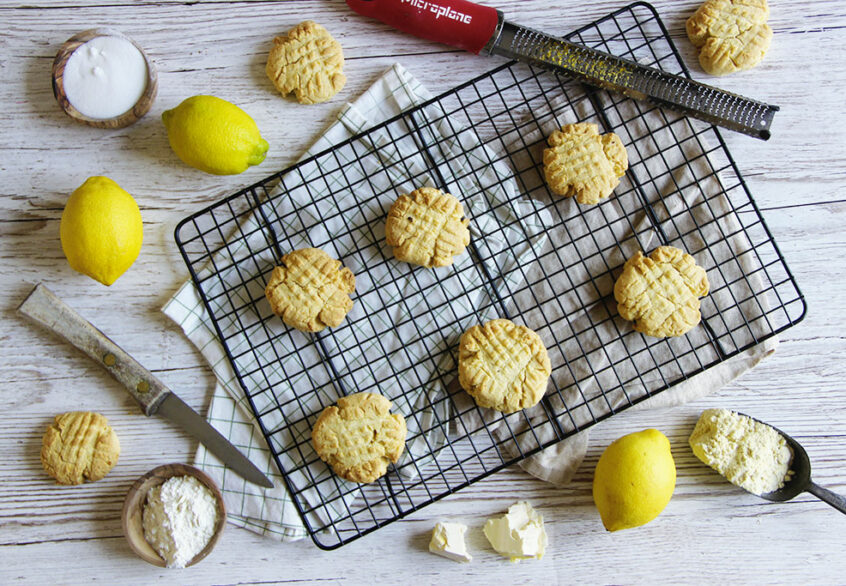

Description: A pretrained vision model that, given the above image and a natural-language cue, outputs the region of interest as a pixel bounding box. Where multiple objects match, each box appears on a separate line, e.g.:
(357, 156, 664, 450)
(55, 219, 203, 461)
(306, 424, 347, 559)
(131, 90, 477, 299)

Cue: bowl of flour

(122, 463, 225, 568)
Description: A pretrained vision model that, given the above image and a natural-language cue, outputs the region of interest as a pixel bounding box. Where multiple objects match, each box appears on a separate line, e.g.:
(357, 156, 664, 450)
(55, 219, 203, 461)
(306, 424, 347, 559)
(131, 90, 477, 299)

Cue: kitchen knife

(346, 0, 778, 140)
(18, 283, 273, 489)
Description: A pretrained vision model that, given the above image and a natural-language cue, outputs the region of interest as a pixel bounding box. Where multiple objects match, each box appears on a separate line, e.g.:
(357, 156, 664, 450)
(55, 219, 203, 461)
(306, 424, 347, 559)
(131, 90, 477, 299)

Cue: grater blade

(486, 21, 778, 140)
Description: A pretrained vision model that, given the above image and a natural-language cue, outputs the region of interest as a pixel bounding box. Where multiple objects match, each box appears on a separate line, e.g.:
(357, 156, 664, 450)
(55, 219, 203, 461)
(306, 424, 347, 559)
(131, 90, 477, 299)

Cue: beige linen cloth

(455, 82, 780, 486)
(164, 63, 776, 541)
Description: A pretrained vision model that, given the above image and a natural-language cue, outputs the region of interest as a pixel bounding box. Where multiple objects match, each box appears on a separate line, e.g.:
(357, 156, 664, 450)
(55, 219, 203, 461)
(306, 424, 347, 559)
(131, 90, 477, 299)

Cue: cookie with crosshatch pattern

(458, 319, 551, 414)
(264, 247, 355, 332)
(543, 123, 628, 205)
(687, 0, 772, 76)
(614, 246, 710, 338)
(311, 392, 407, 483)
(385, 187, 470, 268)
(266, 20, 346, 104)
(41, 411, 120, 485)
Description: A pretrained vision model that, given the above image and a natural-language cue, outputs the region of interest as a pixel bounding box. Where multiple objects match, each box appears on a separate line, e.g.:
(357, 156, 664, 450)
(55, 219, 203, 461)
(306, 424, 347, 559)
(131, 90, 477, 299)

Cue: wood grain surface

(1, 0, 845, 584)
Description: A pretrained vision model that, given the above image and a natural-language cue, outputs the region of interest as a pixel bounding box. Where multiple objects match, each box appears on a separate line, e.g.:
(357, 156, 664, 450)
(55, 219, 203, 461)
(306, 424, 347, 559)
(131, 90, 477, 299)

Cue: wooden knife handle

(17, 283, 169, 416)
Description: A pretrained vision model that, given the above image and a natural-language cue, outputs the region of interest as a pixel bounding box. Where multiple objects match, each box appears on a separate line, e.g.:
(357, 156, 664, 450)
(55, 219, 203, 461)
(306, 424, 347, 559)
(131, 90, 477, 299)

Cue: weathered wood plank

(2, 0, 846, 583)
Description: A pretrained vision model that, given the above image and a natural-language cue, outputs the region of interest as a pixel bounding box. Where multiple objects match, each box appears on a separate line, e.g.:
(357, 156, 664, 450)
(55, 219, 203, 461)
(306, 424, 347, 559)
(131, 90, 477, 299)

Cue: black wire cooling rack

(175, 2, 805, 549)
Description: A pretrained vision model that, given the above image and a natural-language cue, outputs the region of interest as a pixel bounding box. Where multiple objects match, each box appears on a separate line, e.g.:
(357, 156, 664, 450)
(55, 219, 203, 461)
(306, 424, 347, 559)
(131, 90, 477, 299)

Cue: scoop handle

(346, 0, 500, 54)
(807, 481, 846, 515)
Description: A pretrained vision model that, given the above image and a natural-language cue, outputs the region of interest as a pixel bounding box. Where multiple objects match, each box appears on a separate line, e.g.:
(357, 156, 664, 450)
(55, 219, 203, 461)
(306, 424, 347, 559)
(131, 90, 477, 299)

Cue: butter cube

(429, 522, 472, 563)
(483, 501, 547, 562)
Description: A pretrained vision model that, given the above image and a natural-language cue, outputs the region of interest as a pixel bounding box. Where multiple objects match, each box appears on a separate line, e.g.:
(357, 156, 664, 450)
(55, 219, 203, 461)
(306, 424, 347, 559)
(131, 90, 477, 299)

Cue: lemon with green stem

(162, 95, 269, 175)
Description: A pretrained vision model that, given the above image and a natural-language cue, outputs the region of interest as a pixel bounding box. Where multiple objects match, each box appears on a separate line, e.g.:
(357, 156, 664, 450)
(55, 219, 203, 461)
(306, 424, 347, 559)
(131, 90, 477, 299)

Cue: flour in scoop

(142, 475, 219, 568)
(63, 36, 148, 119)
(689, 409, 794, 495)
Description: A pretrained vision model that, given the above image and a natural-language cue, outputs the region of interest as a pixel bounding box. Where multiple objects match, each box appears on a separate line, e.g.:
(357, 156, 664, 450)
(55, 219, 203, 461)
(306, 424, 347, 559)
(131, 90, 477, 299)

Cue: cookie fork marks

(543, 123, 628, 205)
(266, 21, 346, 104)
(458, 319, 551, 414)
(614, 246, 710, 338)
(265, 248, 355, 333)
(385, 187, 470, 268)
(41, 411, 120, 485)
(311, 392, 407, 483)
(687, 0, 772, 76)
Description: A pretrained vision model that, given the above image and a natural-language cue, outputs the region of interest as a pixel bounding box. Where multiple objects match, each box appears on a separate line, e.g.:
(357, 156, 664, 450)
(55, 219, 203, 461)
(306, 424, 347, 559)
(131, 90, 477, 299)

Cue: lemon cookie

(265, 248, 355, 332)
(458, 319, 551, 414)
(385, 187, 470, 268)
(311, 392, 407, 483)
(41, 411, 120, 485)
(614, 246, 710, 338)
(266, 21, 346, 104)
(543, 123, 628, 205)
(687, 0, 772, 76)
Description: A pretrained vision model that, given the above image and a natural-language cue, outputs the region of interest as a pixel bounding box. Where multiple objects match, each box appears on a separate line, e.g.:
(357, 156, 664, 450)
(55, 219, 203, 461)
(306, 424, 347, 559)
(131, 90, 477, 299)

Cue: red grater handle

(346, 0, 500, 54)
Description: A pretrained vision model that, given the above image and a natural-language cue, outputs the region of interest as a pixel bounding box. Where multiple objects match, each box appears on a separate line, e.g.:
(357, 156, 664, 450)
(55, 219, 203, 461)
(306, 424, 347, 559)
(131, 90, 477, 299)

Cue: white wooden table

(2, 0, 845, 583)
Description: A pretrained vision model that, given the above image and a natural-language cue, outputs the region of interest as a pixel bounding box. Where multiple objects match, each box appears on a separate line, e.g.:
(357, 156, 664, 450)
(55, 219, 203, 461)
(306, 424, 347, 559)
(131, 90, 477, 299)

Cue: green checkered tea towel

(163, 63, 550, 541)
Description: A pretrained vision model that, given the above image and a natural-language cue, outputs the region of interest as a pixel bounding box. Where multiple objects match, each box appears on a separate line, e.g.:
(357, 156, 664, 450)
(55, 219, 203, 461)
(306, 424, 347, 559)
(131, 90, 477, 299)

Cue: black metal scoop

(748, 416, 846, 514)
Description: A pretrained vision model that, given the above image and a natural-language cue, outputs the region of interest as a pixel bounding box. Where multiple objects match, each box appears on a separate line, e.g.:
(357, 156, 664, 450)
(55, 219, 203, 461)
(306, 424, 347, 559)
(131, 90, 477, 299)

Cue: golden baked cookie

(265, 248, 355, 333)
(311, 392, 407, 483)
(614, 246, 710, 338)
(385, 187, 471, 268)
(458, 319, 551, 414)
(687, 0, 772, 76)
(266, 20, 346, 104)
(543, 123, 629, 205)
(41, 411, 120, 485)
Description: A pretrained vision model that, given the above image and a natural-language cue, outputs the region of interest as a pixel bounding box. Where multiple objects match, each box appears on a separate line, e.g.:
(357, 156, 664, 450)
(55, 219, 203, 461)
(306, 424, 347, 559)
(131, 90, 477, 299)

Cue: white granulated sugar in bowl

(63, 35, 148, 119)
(142, 475, 220, 568)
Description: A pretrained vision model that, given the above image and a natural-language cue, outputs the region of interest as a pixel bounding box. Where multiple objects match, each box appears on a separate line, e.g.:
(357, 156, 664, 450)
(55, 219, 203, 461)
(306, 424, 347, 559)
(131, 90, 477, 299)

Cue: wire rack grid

(175, 1, 805, 549)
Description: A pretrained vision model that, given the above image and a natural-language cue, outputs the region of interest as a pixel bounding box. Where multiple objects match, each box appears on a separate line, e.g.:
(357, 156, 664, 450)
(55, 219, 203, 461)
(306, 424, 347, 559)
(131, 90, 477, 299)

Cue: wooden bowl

(122, 463, 226, 568)
(52, 28, 158, 129)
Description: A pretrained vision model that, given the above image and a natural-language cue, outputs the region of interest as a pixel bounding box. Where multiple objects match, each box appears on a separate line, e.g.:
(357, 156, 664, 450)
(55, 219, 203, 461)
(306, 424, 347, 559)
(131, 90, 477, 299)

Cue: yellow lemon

(592, 428, 676, 532)
(162, 95, 269, 175)
(60, 176, 143, 286)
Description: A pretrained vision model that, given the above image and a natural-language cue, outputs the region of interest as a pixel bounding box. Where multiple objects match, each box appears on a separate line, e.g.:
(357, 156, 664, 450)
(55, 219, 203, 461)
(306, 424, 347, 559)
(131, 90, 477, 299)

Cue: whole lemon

(592, 428, 676, 532)
(60, 176, 143, 286)
(162, 95, 269, 175)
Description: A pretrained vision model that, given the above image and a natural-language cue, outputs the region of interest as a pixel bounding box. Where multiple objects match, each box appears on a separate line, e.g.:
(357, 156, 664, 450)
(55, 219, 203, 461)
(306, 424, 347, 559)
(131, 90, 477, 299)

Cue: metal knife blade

(156, 394, 273, 488)
(18, 283, 273, 489)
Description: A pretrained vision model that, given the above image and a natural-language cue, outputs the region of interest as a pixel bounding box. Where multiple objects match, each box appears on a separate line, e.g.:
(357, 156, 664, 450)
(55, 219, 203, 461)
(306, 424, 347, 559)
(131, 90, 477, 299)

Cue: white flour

(689, 409, 794, 495)
(142, 475, 219, 568)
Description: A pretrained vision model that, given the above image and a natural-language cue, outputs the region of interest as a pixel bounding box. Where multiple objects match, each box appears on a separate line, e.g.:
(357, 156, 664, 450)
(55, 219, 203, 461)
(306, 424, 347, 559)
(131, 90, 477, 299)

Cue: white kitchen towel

(163, 62, 778, 541)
